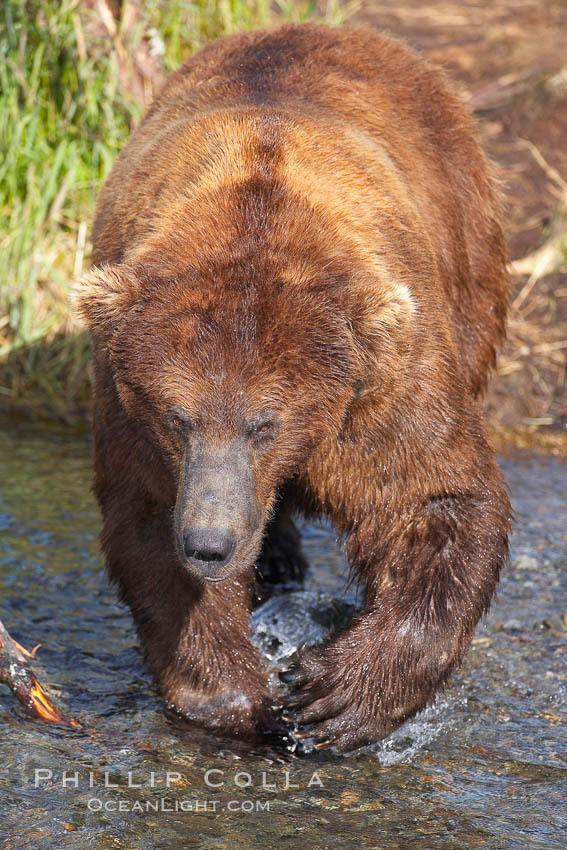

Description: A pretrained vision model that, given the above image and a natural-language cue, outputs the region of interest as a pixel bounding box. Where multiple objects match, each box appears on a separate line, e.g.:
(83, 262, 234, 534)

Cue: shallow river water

(0, 420, 566, 848)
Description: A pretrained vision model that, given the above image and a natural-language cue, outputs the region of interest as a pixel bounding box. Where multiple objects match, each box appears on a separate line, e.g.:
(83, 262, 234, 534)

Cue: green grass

(0, 0, 358, 420)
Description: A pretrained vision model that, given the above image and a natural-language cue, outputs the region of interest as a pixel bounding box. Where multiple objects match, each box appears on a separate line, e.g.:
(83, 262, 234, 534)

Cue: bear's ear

(72, 264, 140, 336)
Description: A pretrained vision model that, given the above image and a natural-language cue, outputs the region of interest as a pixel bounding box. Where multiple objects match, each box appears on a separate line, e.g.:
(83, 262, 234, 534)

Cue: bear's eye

(250, 421, 273, 438)
(168, 409, 194, 432)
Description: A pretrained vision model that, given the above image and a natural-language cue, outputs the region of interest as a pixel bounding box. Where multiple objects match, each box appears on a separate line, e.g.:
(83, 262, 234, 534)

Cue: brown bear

(74, 23, 511, 751)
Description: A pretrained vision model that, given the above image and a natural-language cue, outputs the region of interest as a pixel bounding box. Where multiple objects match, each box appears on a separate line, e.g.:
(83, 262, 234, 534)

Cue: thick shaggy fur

(75, 24, 511, 751)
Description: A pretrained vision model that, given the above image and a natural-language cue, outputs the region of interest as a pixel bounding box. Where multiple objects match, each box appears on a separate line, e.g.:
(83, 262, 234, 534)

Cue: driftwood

(0, 619, 79, 726)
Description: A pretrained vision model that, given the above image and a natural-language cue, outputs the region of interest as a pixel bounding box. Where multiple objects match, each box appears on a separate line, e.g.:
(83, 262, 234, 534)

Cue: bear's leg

(255, 503, 309, 590)
(102, 505, 270, 741)
(153, 575, 272, 741)
(280, 438, 511, 751)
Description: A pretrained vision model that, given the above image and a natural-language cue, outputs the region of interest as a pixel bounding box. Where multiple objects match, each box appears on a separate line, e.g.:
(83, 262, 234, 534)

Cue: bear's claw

(277, 638, 394, 751)
(278, 669, 300, 685)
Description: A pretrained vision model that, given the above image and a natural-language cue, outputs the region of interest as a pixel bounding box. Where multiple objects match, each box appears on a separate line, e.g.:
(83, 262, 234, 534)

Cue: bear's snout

(183, 527, 236, 576)
(173, 443, 264, 581)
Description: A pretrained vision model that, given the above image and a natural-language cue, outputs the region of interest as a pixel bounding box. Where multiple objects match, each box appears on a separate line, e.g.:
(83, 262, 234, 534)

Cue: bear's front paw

(165, 685, 273, 743)
(278, 642, 402, 752)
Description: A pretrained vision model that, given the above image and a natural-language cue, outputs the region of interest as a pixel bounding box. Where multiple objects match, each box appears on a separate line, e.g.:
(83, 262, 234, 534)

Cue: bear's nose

(183, 528, 236, 567)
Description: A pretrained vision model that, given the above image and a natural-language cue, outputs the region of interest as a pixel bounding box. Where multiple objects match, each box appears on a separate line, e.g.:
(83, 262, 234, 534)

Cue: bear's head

(75, 256, 400, 582)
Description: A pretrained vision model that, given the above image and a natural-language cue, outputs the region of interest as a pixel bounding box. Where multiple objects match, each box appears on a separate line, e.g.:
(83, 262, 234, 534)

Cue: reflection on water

(0, 420, 566, 848)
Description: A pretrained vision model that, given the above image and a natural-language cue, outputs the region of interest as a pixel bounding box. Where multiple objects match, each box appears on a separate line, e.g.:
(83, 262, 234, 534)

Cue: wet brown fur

(75, 24, 511, 751)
